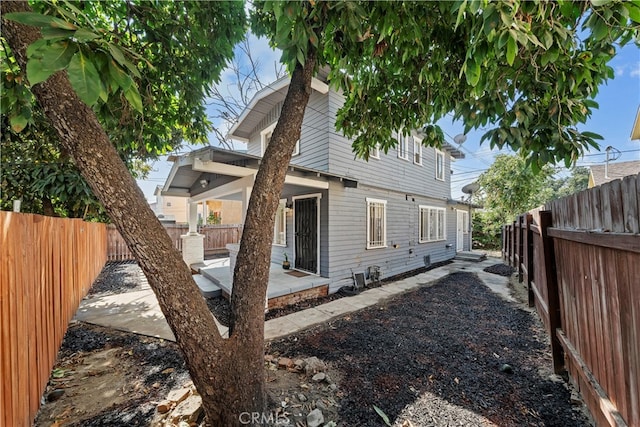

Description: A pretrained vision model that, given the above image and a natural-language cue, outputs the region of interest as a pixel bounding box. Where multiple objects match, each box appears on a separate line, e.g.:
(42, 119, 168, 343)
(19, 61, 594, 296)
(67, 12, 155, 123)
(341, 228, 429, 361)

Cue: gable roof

(589, 160, 640, 188)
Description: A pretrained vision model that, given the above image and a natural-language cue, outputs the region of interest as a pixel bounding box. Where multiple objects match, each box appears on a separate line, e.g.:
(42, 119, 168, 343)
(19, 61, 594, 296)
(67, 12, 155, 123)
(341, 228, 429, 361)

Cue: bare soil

(34, 263, 591, 426)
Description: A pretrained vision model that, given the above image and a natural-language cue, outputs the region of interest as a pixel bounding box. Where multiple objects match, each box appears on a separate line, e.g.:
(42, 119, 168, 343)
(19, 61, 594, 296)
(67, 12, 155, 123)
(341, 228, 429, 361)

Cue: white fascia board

(190, 175, 255, 202)
(162, 156, 194, 193)
(284, 175, 329, 189)
(311, 77, 329, 94)
(160, 188, 191, 197)
(227, 77, 292, 138)
(227, 76, 329, 139)
(193, 158, 255, 177)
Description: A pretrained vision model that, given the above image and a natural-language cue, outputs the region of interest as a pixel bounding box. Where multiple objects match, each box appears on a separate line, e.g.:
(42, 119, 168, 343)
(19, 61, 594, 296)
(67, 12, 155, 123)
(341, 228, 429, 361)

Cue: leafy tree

(472, 154, 555, 248)
(1, 0, 244, 217)
(3, 1, 638, 425)
(554, 166, 590, 198)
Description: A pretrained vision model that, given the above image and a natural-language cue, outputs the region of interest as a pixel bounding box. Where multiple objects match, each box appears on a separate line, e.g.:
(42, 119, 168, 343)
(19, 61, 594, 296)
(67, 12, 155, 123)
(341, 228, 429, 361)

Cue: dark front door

(294, 197, 318, 274)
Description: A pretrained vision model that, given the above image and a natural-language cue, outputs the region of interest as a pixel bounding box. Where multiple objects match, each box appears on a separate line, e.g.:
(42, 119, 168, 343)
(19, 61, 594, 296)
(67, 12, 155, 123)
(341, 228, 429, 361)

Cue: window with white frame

(461, 211, 469, 233)
(419, 206, 446, 242)
(370, 143, 380, 160)
(366, 198, 387, 249)
(435, 149, 445, 181)
(273, 199, 287, 246)
(261, 123, 299, 157)
(397, 130, 410, 161)
(414, 136, 423, 165)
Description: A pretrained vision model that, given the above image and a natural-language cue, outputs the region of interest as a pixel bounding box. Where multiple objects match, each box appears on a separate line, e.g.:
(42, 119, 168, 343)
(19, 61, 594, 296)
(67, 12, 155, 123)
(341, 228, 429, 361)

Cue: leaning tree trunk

(2, 2, 318, 425)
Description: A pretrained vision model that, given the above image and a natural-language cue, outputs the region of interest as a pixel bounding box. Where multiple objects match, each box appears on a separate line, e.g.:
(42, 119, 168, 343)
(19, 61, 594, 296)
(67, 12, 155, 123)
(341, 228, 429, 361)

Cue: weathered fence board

(106, 223, 242, 261)
(0, 212, 107, 427)
(502, 173, 640, 427)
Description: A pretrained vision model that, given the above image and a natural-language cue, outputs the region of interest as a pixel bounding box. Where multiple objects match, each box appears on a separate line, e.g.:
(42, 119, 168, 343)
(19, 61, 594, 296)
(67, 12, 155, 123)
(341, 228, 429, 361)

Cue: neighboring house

(151, 185, 243, 225)
(588, 160, 640, 188)
(631, 105, 640, 141)
(152, 185, 189, 223)
(161, 75, 472, 292)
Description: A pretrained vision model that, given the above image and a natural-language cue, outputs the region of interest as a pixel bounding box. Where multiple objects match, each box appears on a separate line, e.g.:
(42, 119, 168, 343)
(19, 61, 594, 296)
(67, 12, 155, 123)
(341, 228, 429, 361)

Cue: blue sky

(137, 38, 640, 201)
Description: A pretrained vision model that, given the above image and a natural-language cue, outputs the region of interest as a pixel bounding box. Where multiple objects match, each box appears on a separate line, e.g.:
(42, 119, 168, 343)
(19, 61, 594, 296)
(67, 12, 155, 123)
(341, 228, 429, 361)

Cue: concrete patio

(193, 257, 330, 305)
(74, 257, 513, 342)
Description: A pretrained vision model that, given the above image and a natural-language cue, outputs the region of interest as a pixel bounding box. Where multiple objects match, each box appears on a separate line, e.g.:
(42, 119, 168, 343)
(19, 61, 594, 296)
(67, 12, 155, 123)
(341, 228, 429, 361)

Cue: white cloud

(630, 63, 640, 77)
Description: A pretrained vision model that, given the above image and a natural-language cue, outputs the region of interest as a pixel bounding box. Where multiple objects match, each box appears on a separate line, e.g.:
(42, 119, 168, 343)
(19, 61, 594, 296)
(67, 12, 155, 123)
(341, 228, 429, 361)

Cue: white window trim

(272, 199, 287, 247)
(413, 136, 423, 165)
(435, 149, 445, 181)
(419, 205, 447, 243)
(261, 122, 299, 157)
(397, 130, 410, 161)
(366, 197, 387, 249)
(370, 143, 380, 160)
(462, 211, 469, 233)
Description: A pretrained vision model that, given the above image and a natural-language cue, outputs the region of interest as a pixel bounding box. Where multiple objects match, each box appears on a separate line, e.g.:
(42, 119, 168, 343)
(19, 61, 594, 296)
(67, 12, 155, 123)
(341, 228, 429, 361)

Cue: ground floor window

(273, 199, 286, 246)
(366, 198, 387, 249)
(419, 206, 446, 242)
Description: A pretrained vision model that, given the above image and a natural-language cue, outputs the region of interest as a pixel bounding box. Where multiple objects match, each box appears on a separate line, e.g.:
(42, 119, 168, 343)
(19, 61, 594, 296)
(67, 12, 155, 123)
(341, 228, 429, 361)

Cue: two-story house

(161, 75, 472, 293)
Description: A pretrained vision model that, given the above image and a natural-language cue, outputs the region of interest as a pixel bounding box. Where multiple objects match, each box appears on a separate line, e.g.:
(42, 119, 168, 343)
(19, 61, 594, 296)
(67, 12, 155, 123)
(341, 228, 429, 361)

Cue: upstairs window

(414, 136, 423, 165)
(366, 198, 387, 249)
(370, 143, 380, 160)
(397, 130, 410, 161)
(435, 149, 445, 181)
(261, 123, 299, 157)
(273, 199, 287, 246)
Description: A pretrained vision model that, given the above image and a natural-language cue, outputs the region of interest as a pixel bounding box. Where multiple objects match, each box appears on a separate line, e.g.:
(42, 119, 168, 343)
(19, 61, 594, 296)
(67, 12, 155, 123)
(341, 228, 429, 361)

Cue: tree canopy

(1, 1, 245, 216)
(253, 0, 639, 167)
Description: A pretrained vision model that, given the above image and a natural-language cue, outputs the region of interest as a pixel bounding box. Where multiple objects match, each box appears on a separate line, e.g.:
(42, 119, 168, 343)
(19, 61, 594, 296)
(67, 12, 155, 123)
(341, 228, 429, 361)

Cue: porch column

(241, 185, 252, 224)
(181, 200, 204, 266)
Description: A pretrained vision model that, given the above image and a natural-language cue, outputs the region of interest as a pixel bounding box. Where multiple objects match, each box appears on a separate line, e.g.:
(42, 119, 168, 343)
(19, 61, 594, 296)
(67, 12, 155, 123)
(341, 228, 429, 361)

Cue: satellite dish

(461, 182, 480, 195)
(453, 134, 467, 145)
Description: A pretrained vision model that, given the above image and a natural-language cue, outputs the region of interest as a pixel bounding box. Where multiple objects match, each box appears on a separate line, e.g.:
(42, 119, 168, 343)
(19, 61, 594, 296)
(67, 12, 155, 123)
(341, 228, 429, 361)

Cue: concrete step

(455, 251, 487, 262)
(192, 273, 222, 298)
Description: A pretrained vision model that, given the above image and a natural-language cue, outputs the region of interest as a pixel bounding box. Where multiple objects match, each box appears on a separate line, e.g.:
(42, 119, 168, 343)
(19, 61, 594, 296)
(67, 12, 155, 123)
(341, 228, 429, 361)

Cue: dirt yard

(34, 263, 591, 426)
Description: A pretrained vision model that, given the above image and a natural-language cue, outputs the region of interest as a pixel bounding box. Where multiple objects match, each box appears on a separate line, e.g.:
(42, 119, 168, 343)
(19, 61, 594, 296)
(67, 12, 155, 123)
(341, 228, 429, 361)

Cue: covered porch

(161, 146, 358, 303)
(195, 257, 330, 309)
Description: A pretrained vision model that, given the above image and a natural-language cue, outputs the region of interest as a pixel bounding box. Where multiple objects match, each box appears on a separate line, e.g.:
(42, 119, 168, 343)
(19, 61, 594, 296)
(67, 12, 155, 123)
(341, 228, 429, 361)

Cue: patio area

(195, 258, 330, 309)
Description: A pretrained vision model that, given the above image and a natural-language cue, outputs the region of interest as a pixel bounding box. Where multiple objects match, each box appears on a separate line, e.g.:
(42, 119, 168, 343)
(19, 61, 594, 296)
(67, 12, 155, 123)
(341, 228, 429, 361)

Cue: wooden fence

(0, 212, 107, 427)
(502, 174, 639, 427)
(107, 223, 242, 261)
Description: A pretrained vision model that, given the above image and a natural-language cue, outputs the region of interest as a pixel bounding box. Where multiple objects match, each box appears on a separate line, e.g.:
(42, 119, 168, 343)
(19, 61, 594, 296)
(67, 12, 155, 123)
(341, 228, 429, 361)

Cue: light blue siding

(326, 181, 458, 292)
(243, 86, 469, 291)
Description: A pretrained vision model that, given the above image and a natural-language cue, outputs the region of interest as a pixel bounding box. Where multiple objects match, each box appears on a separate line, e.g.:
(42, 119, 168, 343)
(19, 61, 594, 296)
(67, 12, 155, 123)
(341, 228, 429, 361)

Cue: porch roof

(162, 146, 358, 199)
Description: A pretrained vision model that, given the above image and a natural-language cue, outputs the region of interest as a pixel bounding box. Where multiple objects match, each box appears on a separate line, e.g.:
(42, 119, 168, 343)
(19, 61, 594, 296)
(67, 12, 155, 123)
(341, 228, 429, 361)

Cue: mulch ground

(267, 271, 588, 426)
(37, 262, 590, 426)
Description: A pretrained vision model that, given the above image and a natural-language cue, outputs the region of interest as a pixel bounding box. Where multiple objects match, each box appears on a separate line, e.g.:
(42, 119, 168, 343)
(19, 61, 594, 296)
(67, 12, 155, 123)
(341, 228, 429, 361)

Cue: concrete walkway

(74, 257, 513, 342)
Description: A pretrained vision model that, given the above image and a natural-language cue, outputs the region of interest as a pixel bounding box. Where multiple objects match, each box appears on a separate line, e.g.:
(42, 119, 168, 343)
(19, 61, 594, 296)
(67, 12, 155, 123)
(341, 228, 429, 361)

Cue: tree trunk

(2, 3, 318, 425)
(42, 196, 55, 217)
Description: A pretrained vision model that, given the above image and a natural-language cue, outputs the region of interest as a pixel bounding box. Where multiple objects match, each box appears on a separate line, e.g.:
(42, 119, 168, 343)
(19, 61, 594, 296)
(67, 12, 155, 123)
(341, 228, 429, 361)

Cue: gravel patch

(88, 261, 146, 295)
(483, 263, 516, 277)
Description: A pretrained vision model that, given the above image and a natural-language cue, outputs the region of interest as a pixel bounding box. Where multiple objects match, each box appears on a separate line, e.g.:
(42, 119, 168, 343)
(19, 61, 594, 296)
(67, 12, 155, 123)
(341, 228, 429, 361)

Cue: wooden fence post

(539, 210, 564, 373)
(517, 215, 524, 283)
(524, 214, 534, 307)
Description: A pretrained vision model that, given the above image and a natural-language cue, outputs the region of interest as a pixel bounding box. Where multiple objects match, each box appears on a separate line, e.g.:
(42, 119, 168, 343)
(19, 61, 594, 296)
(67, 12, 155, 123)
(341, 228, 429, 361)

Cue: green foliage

(472, 154, 556, 248)
(0, 112, 107, 220)
(4, 1, 246, 153)
(554, 166, 590, 198)
(252, 0, 639, 166)
(2, 1, 245, 218)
